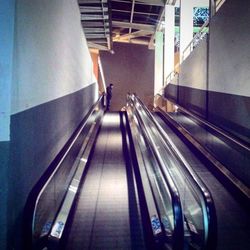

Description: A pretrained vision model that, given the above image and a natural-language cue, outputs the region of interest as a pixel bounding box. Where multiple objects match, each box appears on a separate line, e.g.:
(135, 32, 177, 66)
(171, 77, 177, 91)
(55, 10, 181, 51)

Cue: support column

(154, 31, 164, 96)
(179, 0, 194, 63)
(164, 4, 175, 83)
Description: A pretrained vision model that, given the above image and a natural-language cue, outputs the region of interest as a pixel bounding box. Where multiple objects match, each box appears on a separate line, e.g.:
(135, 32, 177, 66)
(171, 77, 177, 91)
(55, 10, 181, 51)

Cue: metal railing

(182, 19, 209, 62)
(156, 94, 250, 153)
(215, 0, 227, 12)
(164, 63, 180, 86)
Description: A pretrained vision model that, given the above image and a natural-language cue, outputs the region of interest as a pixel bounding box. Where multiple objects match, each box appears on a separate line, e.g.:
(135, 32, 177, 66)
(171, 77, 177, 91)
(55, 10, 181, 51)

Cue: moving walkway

(24, 94, 218, 250)
(154, 97, 250, 249)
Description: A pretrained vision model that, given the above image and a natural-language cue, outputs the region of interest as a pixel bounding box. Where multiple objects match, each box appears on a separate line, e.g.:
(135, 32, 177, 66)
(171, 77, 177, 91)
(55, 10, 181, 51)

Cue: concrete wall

(100, 42, 154, 110)
(179, 37, 207, 90)
(179, 37, 208, 117)
(165, 37, 208, 117)
(3, 0, 97, 248)
(164, 76, 178, 103)
(164, 0, 250, 143)
(208, 0, 250, 141)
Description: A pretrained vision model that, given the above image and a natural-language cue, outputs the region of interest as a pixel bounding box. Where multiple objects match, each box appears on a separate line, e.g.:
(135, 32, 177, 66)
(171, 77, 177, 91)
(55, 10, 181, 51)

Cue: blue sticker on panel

(151, 215, 162, 235)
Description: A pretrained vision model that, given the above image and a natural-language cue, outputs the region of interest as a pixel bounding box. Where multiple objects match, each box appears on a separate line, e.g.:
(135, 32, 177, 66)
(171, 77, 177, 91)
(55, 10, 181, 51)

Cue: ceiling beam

(85, 33, 108, 39)
(115, 30, 153, 41)
(135, 0, 165, 6)
(87, 38, 107, 43)
(87, 41, 109, 50)
(84, 27, 109, 33)
(112, 0, 165, 6)
(112, 9, 159, 16)
(81, 14, 109, 20)
(79, 6, 108, 13)
(112, 21, 155, 32)
(82, 21, 106, 27)
(78, 0, 107, 4)
(115, 38, 149, 46)
(111, 0, 176, 6)
(136, 0, 176, 6)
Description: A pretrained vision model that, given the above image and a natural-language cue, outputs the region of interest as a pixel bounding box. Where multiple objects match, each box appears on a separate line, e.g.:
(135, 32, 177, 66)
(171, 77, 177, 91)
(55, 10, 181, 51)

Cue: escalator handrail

(122, 112, 164, 249)
(135, 94, 217, 249)
(127, 94, 184, 249)
(31, 94, 104, 235)
(155, 93, 250, 152)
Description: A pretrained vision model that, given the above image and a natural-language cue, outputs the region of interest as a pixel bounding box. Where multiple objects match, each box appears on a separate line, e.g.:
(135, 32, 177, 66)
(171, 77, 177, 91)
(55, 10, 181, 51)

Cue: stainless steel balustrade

(155, 94, 250, 152)
(127, 94, 184, 250)
(127, 94, 216, 250)
(31, 95, 104, 249)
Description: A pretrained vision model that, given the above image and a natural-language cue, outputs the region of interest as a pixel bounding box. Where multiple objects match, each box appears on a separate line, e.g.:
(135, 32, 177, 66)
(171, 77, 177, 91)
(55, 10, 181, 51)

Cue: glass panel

(32, 102, 103, 247)
(138, 101, 206, 248)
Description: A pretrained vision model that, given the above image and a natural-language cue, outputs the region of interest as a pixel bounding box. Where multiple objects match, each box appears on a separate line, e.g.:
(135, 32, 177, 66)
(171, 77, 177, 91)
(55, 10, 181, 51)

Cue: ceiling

(78, 0, 177, 51)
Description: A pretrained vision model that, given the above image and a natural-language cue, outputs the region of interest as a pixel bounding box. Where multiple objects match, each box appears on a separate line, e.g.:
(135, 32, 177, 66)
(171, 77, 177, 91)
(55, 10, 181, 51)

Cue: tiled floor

(64, 112, 145, 250)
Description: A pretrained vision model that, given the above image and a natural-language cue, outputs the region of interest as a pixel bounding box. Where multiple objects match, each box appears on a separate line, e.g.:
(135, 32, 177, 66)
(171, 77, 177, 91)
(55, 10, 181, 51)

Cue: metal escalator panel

(168, 110, 250, 191)
(63, 112, 146, 249)
(127, 95, 184, 250)
(144, 111, 208, 248)
(29, 96, 104, 249)
(155, 112, 250, 250)
(127, 94, 216, 249)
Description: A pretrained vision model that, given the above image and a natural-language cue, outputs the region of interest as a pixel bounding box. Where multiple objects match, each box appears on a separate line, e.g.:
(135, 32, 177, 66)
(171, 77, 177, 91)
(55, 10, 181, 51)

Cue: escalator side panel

(156, 113, 250, 250)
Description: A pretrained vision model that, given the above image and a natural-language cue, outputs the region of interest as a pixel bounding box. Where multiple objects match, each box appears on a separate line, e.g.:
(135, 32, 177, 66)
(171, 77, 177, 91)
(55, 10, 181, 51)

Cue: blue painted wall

(0, 0, 15, 249)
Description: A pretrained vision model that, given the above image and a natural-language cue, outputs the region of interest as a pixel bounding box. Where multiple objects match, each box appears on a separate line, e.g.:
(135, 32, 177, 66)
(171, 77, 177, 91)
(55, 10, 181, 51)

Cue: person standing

(106, 83, 113, 111)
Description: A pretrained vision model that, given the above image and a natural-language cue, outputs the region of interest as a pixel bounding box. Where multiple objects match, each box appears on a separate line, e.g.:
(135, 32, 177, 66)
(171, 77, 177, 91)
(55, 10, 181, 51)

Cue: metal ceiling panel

(78, 0, 177, 50)
(78, 0, 112, 51)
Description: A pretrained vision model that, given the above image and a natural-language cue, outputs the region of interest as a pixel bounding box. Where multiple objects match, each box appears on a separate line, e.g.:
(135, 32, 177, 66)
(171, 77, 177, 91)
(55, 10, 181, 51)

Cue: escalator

(60, 112, 147, 249)
(164, 109, 250, 192)
(127, 94, 217, 250)
(154, 110, 250, 250)
(26, 94, 219, 250)
(28, 107, 159, 250)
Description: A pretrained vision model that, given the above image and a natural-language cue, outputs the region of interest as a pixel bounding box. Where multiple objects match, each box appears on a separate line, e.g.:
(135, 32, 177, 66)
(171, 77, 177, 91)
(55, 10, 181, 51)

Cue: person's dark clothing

(106, 85, 112, 98)
(106, 84, 113, 110)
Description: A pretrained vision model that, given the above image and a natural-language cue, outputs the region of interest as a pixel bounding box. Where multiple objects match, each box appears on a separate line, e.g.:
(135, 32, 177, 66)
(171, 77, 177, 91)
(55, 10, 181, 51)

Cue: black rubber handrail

(120, 111, 162, 249)
(133, 94, 217, 249)
(127, 94, 184, 250)
(156, 106, 250, 202)
(155, 93, 250, 152)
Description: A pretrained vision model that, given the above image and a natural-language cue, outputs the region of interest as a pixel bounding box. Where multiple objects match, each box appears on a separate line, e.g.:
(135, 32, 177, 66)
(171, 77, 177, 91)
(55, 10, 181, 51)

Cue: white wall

(12, 0, 96, 114)
(209, 0, 250, 97)
(179, 37, 207, 90)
